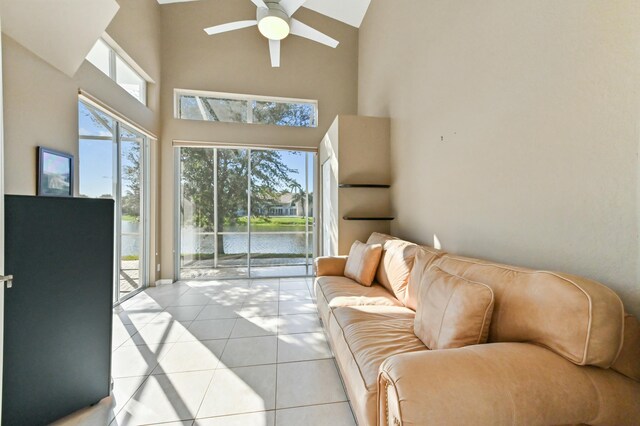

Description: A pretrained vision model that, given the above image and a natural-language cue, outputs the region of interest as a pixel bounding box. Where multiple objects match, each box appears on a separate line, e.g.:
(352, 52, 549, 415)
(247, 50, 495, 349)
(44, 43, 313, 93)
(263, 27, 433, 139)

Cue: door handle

(0, 275, 13, 288)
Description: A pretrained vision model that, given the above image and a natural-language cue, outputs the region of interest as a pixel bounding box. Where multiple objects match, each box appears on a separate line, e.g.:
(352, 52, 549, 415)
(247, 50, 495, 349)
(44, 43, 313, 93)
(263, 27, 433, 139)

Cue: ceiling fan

(203, 0, 339, 68)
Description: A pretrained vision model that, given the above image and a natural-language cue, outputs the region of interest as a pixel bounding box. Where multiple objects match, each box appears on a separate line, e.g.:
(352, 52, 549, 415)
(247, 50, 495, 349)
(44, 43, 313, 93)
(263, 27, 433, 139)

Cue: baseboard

(155, 279, 174, 286)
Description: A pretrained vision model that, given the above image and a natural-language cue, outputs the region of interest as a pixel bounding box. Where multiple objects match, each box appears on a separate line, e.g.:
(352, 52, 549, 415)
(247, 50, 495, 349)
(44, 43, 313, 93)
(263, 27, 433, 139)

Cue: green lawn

(236, 216, 314, 227)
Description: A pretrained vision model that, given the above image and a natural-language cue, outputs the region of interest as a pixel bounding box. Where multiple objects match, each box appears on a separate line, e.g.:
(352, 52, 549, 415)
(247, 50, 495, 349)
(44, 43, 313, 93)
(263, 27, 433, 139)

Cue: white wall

(358, 0, 640, 316)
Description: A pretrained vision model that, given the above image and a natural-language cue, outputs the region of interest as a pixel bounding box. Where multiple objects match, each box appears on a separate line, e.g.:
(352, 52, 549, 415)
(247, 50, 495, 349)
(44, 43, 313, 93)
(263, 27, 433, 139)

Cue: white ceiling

(156, 0, 372, 28)
(302, 0, 370, 28)
(1, 0, 120, 77)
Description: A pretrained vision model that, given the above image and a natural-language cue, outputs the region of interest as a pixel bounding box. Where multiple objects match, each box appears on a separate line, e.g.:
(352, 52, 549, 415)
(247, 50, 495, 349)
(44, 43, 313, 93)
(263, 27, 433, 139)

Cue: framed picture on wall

(37, 147, 74, 197)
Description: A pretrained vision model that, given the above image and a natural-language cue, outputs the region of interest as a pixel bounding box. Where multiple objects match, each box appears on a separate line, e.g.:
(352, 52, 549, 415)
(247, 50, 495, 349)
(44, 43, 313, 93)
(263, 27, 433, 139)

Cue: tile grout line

(112, 288, 201, 423)
(110, 322, 183, 423)
(191, 310, 236, 421)
(274, 277, 281, 425)
(194, 278, 279, 422)
(108, 373, 150, 424)
(191, 400, 354, 423)
(117, 353, 338, 380)
(113, 278, 355, 424)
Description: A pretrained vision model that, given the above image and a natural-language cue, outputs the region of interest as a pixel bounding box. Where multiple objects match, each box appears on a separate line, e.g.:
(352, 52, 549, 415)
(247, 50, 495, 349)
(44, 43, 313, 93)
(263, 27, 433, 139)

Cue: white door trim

(0, 11, 7, 421)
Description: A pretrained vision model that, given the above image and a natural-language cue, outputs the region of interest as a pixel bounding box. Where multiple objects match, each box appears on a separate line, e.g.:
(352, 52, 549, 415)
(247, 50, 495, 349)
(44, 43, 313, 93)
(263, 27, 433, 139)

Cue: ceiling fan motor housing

(257, 2, 291, 40)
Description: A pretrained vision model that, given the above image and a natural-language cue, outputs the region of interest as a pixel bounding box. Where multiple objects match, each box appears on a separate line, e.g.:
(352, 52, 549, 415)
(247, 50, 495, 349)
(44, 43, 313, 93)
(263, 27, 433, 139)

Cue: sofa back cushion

(611, 313, 640, 381)
(414, 266, 494, 349)
(366, 232, 394, 246)
(434, 254, 625, 367)
(344, 241, 383, 286)
(366, 233, 418, 302)
(405, 245, 445, 311)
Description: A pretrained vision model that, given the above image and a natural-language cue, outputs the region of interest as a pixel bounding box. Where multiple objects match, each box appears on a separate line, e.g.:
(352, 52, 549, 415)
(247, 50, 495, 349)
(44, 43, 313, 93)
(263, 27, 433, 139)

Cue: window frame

(174, 89, 319, 128)
(86, 38, 148, 106)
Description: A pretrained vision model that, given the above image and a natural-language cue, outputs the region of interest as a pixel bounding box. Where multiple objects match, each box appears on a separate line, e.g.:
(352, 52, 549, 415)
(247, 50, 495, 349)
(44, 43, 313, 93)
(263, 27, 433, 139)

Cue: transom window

(175, 89, 318, 128)
(86, 39, 147, 105)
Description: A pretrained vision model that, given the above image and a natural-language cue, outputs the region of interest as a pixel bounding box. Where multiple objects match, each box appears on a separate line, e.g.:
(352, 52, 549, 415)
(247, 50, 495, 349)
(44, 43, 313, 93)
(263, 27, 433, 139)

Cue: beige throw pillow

(344, 241, 383, 286)
(414, 266, 494, 349)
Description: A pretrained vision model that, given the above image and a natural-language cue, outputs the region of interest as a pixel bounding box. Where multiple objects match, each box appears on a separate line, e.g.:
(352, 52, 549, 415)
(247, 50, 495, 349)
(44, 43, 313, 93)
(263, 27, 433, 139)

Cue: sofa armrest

(314, 256, 348, 277)
(378, 342, 640, 426)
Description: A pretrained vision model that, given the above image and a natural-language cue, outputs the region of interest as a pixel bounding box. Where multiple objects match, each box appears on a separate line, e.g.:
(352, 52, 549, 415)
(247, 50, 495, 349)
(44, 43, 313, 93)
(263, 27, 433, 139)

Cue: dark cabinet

(3, 195, 114, 425)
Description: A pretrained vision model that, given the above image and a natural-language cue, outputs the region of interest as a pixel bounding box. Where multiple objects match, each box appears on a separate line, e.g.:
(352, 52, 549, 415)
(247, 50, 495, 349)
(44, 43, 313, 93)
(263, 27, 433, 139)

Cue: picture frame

(37, 147, 74, 197)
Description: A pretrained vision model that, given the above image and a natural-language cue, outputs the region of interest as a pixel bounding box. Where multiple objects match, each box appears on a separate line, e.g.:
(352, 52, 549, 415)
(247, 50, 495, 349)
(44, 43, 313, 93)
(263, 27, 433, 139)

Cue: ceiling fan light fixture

(257, 5, 290, 40)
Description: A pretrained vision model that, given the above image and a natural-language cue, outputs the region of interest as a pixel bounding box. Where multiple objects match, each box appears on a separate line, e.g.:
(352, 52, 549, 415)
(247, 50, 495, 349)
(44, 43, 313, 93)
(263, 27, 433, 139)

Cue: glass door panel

(249, 149, 310, 277)
(79, 100, 148, 304)
(119, 126, 145, 297)
(306, 152, 315, 275)
(179, 148, 216, 279)
(178, 147, 314, 279)
(216, 148, 249, 278)
(179, 148, 249, 279)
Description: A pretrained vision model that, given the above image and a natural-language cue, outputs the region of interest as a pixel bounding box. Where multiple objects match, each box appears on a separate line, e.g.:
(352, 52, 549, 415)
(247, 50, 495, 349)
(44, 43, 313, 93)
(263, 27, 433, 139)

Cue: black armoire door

(3, 195, 114, 425)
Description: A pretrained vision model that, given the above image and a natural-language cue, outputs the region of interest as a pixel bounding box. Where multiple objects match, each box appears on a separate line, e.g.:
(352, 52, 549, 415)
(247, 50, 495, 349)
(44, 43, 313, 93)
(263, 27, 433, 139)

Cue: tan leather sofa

(314, 233, 640, 426)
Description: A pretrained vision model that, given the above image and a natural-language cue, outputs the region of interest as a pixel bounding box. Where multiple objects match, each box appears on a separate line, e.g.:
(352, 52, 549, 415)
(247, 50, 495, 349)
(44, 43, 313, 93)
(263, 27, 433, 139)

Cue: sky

(79, 102, 115, 197)
(78, 102, 315, 198)
(277, 150, 313, 190)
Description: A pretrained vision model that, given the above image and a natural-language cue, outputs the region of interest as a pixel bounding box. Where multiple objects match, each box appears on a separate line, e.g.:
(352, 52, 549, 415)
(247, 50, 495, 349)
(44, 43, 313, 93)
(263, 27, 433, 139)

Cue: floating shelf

(343, 216, 395, 221)
(339, 184, 391, 188)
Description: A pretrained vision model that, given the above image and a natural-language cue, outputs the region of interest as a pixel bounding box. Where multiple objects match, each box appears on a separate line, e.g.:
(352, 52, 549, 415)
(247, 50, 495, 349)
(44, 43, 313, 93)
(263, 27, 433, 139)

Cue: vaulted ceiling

(157, 0, 372, 28)
(2, 0, 120, 77)
(0, 0, 370, 78)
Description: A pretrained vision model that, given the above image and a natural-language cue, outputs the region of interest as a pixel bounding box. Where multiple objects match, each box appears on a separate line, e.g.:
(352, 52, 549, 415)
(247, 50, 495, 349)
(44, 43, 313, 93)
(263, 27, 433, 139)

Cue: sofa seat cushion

(327, 306, 427, 426)
(333, 305, 416, 327)
(612, 313, 640, 382)
(314, 276, 402, 309)
(338, 312, 427, 392)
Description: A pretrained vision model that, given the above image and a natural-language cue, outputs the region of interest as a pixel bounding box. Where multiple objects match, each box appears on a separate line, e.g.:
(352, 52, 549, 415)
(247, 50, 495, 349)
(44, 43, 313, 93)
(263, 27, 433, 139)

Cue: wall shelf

(338, 184, 391, 188)
(320, 116, 392, 254)
(343, 216, 395, 221)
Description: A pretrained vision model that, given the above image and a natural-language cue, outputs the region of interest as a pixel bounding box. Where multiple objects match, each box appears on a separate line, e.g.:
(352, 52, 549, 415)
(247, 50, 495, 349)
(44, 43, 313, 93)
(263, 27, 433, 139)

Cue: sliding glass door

(118, 125, 147, 298)
(179, 148, 250, 278)
(79, 101, 149, 303)
(178, 147, 315, 279)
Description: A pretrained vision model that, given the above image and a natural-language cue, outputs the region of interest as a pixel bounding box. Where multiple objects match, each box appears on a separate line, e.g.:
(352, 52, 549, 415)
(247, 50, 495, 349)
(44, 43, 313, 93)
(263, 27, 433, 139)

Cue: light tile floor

(108, 278, 357, 426)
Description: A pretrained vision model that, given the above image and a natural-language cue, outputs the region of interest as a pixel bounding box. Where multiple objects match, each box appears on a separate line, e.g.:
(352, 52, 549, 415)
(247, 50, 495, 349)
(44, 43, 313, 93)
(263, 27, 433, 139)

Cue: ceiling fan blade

(290, 18, 339, 48)
(204, 20, 257, 36)
(279, 0, 306, 16)
(157, 0, 200, 4)
(269, 39, 281, 67)
(250, 0, 268, 9)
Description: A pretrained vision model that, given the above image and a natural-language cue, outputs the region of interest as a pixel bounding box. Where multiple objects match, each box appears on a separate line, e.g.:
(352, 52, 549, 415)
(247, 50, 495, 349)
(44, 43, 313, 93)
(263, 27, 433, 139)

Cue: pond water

(181, 227, 313, 256)
(121, 220, 142, 258)
(121, 222, 314, 259)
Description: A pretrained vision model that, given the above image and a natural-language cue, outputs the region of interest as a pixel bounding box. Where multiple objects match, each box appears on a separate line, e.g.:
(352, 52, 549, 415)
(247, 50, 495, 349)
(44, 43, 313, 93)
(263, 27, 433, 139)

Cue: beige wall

(358, 0, 640, 316)
(2, 0, 162, 282)
(159, 1, 359, 279)
(3, 0, 161, 195)
(319, 115, 391, 255)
